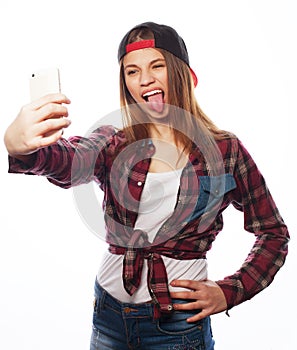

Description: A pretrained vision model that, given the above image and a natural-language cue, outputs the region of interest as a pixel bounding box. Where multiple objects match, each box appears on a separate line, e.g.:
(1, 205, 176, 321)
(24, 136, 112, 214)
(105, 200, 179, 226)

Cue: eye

(153, 64, 165, 69)
(126, 69, 138, 76)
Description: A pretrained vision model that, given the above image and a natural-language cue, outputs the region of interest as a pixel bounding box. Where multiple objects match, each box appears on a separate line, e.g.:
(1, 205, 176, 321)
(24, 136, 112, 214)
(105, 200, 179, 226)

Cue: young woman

(4, 22, 289, 350)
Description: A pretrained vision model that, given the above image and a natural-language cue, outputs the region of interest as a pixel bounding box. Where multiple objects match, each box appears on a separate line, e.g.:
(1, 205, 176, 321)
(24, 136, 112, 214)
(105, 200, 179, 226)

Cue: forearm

(8, 141, 67, 178)
(216, 223, 289, 309)
(8, 127, 115, 188)
(8, 153, 38, 167)
(8, 138, 91, 188)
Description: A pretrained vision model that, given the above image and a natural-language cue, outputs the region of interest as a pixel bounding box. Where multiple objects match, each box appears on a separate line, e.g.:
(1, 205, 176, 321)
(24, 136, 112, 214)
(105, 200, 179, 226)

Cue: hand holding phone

(5, 67, 70, 158)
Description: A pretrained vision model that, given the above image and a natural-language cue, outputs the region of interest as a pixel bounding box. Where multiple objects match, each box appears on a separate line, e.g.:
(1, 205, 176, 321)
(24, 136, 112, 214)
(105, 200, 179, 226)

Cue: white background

(0, 0, 296, 349)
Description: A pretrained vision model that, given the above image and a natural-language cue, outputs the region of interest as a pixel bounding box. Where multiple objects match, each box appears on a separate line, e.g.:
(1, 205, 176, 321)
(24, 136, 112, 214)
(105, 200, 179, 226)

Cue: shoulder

(214, 132, 254, 173)
(215, 131, 240, 155)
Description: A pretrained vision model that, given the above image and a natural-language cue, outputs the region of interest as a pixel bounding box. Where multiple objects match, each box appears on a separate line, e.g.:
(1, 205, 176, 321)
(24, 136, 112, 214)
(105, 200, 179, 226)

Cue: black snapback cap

(118, 22, 198, 87)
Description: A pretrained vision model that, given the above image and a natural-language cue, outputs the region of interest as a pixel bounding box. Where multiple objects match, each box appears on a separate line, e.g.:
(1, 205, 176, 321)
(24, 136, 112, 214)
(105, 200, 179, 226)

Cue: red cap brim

(126, 39, 155, 53)
(126, 39, 198, 88)
(190, 67, 198, 87)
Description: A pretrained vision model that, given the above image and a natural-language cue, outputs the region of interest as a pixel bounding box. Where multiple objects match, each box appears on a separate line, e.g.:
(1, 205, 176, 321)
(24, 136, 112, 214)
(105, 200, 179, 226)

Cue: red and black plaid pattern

(9, 126, 290, 316)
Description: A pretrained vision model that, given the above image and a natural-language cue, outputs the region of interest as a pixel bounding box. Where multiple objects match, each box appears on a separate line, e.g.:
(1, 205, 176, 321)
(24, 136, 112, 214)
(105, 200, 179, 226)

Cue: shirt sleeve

(8, 125, 117, 189)
(216, 138, 289, 310)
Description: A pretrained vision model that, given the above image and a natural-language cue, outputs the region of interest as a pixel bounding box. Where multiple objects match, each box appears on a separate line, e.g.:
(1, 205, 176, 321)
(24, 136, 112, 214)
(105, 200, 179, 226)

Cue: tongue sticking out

(147, 93, 164, 113)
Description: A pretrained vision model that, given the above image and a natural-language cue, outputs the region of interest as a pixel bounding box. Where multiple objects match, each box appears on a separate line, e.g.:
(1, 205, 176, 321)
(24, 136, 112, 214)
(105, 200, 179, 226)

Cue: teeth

(142, 89, 163, 98)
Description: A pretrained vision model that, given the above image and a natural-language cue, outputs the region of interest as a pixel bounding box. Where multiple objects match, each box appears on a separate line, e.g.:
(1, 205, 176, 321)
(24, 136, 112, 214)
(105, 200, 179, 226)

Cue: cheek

(159, 70, 168, 90)
(125, 79, 137, 99)
(128, 87, 142, 103)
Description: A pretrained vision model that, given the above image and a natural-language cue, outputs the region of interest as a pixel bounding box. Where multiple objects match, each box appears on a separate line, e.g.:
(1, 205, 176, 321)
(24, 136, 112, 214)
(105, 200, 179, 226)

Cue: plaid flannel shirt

(9, 125, 289, 318)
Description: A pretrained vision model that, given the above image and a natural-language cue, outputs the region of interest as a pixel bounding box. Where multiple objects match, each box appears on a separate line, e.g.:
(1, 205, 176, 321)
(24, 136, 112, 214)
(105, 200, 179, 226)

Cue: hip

(90, 280, 215, 350)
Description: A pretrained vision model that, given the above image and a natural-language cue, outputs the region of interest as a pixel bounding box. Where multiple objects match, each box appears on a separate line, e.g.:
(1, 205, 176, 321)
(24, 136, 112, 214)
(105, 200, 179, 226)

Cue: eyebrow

(124, 58, 166, 70)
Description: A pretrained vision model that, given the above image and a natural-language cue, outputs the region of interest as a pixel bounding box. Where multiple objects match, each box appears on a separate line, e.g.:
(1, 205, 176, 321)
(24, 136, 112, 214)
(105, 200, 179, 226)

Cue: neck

(149, 123, 175, 144)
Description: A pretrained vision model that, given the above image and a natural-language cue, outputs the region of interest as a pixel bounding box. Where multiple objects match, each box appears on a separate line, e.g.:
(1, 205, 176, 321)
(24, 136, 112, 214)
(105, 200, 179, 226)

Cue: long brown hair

(119, 28, 228, 173)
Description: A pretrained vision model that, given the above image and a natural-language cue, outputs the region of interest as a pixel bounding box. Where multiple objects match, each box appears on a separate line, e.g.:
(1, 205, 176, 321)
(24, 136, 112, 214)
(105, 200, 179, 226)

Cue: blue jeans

(90, 280, 215, 350)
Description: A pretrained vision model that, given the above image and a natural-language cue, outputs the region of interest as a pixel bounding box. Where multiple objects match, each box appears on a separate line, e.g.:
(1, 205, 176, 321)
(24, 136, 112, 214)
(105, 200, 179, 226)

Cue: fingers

(28, 93, 71, 123)
(27, 93, 71, 138)
(35, 115, 71, 136)
(30, 93, 71, 110)
(36, 129, 65, 149)
(18, 93, 70, 124)
(5, 93, 72, 156)
(170, 298, 207, 323)
(169, 294, 209, 323)
(170, 279, 202, 302)
(28, 118, 70, 151)
(186, 310, 208, 323)
(169, 279, 227, 323)
(170, 279, 203, 291)
(170, 279, 204, 322)
(36, 102, 69, 122)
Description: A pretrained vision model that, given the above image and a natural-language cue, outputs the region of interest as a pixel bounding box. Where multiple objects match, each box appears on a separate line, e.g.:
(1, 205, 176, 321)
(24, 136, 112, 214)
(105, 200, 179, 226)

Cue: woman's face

(123, 48, 169, 118)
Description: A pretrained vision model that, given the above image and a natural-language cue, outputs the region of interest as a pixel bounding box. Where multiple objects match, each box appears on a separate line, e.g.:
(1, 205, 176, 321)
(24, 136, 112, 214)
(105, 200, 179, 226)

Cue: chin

(143, 104, 170, 121)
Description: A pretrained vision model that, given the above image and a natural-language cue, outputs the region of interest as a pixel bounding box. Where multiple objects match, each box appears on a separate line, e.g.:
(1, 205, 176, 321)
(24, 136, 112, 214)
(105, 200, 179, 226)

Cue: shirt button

(167, 304, 173, 311)
(137, 181, 142, 186)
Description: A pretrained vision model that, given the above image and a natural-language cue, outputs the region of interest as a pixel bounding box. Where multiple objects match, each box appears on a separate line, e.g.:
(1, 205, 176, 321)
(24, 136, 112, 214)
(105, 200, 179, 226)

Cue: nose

(140, 69, 155, 86)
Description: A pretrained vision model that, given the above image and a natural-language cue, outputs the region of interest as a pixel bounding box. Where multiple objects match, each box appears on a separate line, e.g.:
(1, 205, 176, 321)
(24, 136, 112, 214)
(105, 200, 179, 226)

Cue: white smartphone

(29, 67, 61, 101)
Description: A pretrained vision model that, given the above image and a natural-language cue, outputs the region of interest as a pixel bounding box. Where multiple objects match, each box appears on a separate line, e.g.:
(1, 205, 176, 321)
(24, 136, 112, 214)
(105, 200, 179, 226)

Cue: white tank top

(97, 169, 208, 303)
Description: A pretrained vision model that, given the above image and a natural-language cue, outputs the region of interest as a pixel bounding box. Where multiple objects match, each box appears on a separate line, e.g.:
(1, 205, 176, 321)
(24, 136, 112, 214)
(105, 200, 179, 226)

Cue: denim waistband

(94, 279, 155, 319)
(94, 278, 202, 321)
